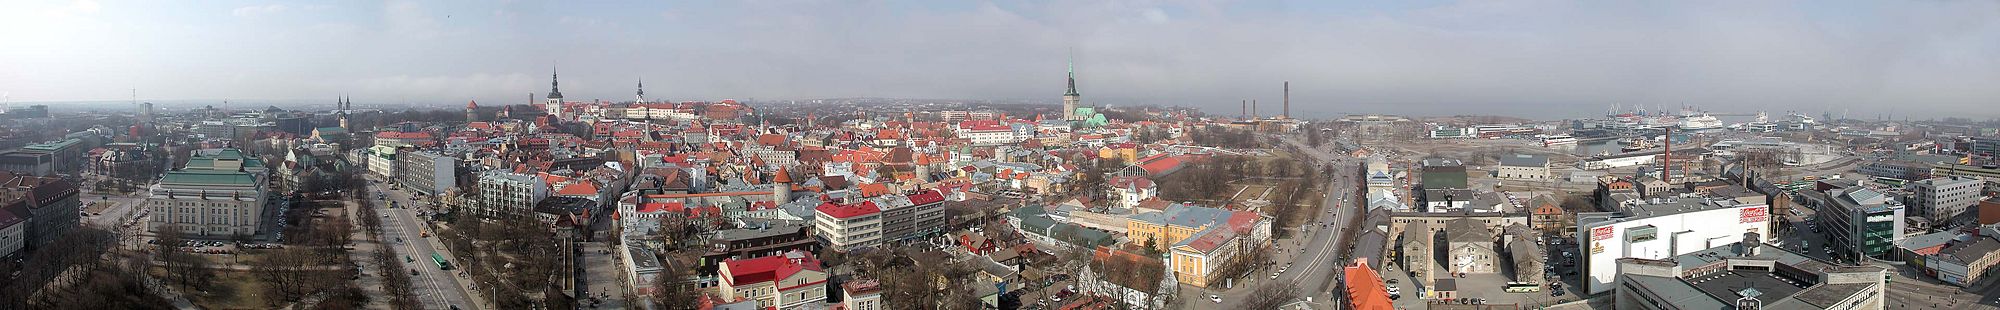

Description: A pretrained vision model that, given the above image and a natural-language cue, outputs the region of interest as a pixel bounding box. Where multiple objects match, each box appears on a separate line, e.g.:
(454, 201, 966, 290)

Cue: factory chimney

(1252, 100, 1259, 119)
(1283, 81, 1290, 119)
(1663, 127, 1673, 184)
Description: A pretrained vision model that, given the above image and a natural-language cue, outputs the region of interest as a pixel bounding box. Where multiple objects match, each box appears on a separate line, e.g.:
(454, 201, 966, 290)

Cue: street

(1196, 136, 1365, 308)
(370, 177, 483, 310)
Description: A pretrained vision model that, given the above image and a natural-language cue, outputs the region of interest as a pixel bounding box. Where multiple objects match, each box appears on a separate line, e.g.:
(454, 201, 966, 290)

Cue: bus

(1873, 176, 1907, 187)
(1504, 282, 1541, 293)
(432, 253, 452, 270)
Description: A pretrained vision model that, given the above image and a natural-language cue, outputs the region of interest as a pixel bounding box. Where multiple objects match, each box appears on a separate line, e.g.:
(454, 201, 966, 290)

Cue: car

(1271, 272, 1280, 279)
(1209, 295, 1221, 303)
(411, 269, 419, 276)
(1387, 278, 1398, 284)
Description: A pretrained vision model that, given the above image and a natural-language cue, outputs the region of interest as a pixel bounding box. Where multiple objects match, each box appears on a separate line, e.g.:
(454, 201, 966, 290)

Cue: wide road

(1205, 136, 1364, 308)
(371, 177, 482, 310)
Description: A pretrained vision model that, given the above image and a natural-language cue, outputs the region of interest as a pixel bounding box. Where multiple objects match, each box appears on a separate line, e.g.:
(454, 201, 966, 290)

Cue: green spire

(1064, 56, 1080, 97)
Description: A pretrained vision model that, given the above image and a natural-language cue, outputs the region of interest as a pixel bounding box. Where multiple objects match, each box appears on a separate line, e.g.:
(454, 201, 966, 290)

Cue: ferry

(1677, 114, 1725, 131)
(1540, 134, 1578, 147)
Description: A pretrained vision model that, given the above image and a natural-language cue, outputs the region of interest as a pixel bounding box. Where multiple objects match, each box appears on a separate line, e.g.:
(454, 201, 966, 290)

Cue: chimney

(1664, 127, 1673, 184)
(1252, 100, 1259, 118)
(1241, 100, 1247, 118)
(1283, 81, 1290, 119)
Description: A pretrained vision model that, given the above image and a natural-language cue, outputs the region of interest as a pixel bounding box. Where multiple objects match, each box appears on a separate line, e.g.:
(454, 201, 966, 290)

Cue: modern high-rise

(147, 148, 268, 237)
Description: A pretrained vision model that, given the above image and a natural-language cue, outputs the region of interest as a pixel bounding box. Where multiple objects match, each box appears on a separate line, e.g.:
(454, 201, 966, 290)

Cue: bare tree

(1239, 282, 1300, 310)
(652, 252, 701, 310)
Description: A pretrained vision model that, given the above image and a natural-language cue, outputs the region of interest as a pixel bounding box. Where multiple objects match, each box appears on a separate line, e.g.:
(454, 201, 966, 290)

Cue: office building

(1906, 177, 1982, 223)
(1797, 186, 1906, 261)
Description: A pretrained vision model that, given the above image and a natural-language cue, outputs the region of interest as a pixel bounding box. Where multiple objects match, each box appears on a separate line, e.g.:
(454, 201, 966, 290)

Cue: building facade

(1907, 177, 1981, 223)
(1613, 235, 1886, 310)
(147, 149, 269, 237)
(395, 150, 457, 198)
(475, 171, 547, 217)
(813, 200, 882, 251)
(717, 250, 827, 309)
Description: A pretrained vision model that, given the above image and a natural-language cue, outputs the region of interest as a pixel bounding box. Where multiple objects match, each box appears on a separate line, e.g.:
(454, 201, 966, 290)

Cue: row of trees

(351, 179, 425, 309)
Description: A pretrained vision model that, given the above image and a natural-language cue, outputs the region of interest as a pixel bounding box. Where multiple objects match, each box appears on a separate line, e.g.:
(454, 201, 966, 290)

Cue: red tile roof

(722, 251, 823, 288)
(907, 189, 945, 205)
(1344, 260, 1393, 310)
(815, 200, 881, 219)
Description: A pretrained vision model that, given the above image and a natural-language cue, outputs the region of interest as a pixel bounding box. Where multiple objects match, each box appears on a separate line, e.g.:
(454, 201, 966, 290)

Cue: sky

(3, 0, 1998, 119)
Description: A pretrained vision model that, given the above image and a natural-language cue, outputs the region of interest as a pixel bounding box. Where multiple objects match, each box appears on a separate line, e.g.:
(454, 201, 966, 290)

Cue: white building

(813, 200, 882, 251)
(1495, 154, 1550, 179)
(956, 121, 1016, 146)
(0, 209, 24, 258)
(147, 149, 269, 237)
(1907, 177, 1982, 223)
(476, 171, 548, 217)
(364, 145, 397, 178)
(1574, 198, 1772, 294)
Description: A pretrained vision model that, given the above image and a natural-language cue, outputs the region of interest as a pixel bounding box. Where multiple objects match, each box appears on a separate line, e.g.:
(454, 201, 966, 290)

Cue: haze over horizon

(5, 1, 1998, 119)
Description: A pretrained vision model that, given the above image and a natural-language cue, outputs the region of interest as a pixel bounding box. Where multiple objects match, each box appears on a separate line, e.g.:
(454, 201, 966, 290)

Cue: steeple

(636, 77, 646, 103)
(1064, 57, 1080, 97)
(546, 65, 564, 100)
(1062, 55, 1082, 121)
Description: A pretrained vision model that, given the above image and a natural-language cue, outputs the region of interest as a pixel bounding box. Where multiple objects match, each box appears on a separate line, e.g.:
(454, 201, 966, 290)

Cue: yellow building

(1170, 227, 1241, 287)
(1127, 204, 1273, 287)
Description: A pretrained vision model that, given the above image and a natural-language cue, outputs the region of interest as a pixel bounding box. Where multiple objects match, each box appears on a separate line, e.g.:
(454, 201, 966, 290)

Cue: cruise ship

(1540, 134, 1578, 147)
(1677, 114, 1725, 130)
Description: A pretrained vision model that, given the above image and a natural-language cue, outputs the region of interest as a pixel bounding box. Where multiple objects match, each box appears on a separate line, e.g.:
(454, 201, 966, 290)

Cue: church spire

(547, 64, 564, 99)
(636, 76, 645, 102)
(1064, 56, 1079, 97)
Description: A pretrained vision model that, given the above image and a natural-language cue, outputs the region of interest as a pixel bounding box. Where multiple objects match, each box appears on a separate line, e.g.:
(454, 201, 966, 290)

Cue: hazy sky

(4, 0, 1998, 119)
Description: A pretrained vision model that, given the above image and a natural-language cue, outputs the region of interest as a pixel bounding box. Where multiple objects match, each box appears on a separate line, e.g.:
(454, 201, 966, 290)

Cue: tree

(1239, 282, 1300, 310)
(652, 252, 701, 310)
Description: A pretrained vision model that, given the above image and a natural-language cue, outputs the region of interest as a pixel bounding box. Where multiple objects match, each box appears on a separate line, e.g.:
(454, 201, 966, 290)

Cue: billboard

(1740, 206, 1769, 224)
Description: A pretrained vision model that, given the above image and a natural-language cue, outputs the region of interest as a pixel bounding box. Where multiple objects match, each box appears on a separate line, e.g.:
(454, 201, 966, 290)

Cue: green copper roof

(161, 170, 258, 186)
(1064, 60, 1080, 97)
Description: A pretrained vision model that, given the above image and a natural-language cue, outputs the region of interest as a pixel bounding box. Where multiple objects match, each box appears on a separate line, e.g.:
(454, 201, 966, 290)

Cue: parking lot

(1382, 234, 1588, 308)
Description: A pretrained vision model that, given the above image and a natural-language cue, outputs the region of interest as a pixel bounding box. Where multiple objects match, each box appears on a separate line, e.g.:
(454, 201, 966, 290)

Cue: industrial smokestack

(1283, 81, 1290, 119)
(1664, 127, 1673, 184)
(1252, 100, 1259, 118)
(1241, 100, 1248, 118)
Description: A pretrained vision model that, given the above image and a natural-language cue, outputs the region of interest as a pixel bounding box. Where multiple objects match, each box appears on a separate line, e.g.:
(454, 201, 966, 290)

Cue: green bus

(432, 253, 452, 270)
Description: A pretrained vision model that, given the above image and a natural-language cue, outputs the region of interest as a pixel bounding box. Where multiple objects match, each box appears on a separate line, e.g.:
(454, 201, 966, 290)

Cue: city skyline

(4, 1, 1999, 119)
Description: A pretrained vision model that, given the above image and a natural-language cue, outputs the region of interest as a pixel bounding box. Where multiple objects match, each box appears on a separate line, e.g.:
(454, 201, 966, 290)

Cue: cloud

(8, 1, 2000, 120)
(232, 4, 288, 18)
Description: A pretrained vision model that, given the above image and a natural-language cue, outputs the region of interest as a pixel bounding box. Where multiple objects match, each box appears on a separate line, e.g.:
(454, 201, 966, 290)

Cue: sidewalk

(345, 200, 395, 309)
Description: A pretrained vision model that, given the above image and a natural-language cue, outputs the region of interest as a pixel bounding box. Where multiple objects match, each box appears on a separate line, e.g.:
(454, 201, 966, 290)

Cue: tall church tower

(337, 96, 350, 131)
(546, 65, 565, 119)
(1062, 58, 1081, 121)
(636, 77, 647, 103)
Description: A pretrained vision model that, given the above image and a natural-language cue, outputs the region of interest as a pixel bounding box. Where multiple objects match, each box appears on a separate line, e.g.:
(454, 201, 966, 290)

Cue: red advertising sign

(1592, 226, 1614, 241)
(1741, 206, 1768, 224)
